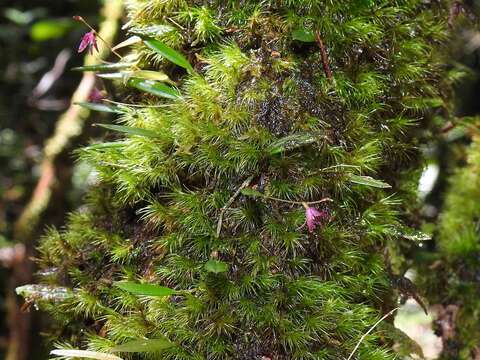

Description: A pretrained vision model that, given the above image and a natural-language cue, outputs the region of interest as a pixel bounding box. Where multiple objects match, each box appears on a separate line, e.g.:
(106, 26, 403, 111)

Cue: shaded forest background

(1, 0, 480, 359)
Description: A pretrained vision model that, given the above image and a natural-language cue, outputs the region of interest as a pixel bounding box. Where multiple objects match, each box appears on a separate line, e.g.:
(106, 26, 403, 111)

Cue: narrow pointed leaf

(84, 141, 126, 151)
(76, 102, 122, 113)
(112, 337, 175, 353)
(95, 124, 159, 138)
(398, 229, 432, 242)
(267, 134, 316, 155)
(114, 282, 176, 296)
(72, 63, 133, 72)
(205, 260, 229, 274)
(16, 284, 72, 302)
(292, 28, 315, 42)
(51, 349, 123, 360)
(127, 78, 180, 99)
(112, 35, 142, 51)
(143, 39, 194, 73)
(96, 71, 172, 84)
(129, 70, 171, 82)
(349, 175, 391, 188)
(96, 72, 125, 79)
(240, 188, 263, 198)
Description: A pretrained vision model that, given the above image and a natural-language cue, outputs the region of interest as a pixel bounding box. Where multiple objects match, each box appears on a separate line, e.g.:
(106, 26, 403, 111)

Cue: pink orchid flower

(88, 88, 105, 103)
(78, 31, 98, 54)
(305, 207, 328, 233)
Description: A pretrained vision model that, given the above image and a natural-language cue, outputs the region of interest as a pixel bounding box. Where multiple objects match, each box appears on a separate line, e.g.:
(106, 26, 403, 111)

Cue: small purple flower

(78, 31, 98, 54)
(305, 207, 328, 233)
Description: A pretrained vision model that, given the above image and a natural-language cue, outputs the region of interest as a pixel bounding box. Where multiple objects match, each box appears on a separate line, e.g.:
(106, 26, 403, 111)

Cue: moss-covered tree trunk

(23, 1, 455, 359)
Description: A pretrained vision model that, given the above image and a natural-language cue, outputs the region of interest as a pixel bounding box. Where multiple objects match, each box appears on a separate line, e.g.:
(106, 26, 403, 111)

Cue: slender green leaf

(129, 70, 171, 83)
(84, 141, 126, 151)
(398, 228, 432, 242)
(267, 134, 316, 155)
(112, 35, 142, 51)
(127, 78, 180, 99)
(76, 102, 122, 113)
(143, 38, 193, 72)
(114, 282, 176, 296)
(51, 349, 123, 360)
(112, 337, 175, 353)
(16, 284, 72, 302)
(349, 175, 391, 188)
(72, 63, 133, 72)
(240, 188, 263, 198)
(96, 71, 171, 84)
(95, 124, 159, 138)
(96, 72, 125, 79)
(205, 260, 229, 274)
(292, 28, 316, 42)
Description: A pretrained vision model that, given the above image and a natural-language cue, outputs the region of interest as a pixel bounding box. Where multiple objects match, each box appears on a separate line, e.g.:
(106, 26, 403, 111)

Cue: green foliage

(114, 282, 176, 296)
(111, 337, 175, 353)
(29, 0, 456, 359)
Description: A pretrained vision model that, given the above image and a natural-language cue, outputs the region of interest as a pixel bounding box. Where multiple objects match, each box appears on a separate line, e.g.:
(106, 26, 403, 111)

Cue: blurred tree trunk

(5, 2, 123, 359)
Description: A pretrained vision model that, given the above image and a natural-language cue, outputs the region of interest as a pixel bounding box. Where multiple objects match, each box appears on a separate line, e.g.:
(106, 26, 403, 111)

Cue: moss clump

(27, 1, 454, 359)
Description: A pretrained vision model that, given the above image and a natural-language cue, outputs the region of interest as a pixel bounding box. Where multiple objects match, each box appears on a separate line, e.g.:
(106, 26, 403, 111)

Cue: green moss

(27, 1, 455, 359)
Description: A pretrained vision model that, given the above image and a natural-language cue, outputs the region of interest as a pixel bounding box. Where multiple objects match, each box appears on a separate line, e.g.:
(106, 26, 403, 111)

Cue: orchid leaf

(50, 349, 123, 360)
(127, 78, 180, 99)
(292, 28, 315, 42)
(72, 63, 133, 72)
(76, 102, 122, 113)
(112, 337, 175, 353)
(240, 188, 263, 198)
(205, 260, 229, 274)
(112, 35, 142, 51)
(143, 38, 194, 73)
(95, 124, 159, 138)
(267, 134, 316, 155)
(114, 282, 176, 296)
(129, 70, 172, 83)
(349, 175, 391, 188)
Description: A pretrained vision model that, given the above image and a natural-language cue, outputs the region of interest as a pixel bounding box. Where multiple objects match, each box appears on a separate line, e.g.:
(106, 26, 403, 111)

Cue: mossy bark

(27, 1, 455, 359)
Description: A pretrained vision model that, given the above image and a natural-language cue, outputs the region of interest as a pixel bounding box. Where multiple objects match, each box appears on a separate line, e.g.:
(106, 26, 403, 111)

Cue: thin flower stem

(216, 175, 255, 238)
(264, 196, 333, 206)
(346, 307, 399, 360)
